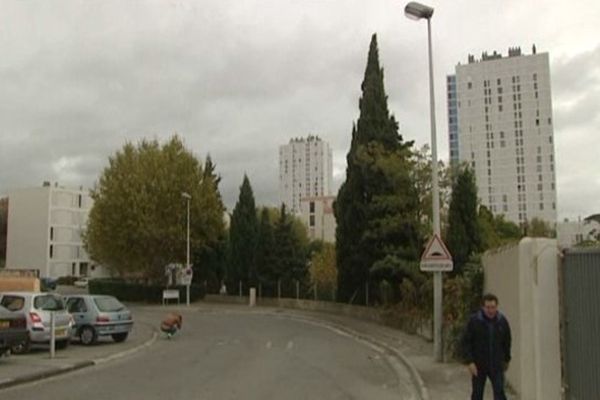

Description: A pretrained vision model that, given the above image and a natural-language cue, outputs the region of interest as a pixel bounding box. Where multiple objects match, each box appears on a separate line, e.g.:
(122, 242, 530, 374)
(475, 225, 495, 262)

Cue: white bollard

(249, 287, 256, 307)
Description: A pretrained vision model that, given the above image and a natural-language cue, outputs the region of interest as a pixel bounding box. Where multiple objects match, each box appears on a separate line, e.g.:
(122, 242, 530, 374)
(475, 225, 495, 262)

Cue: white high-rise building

(6, 182, 106, 278)
(279, 135, 333, 215)
(447, 46, 557, 226)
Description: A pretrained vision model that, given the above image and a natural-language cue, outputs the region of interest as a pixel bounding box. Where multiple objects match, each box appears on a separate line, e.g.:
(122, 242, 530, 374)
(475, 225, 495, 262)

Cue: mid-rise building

(279, 135, 333, 215)
(299, 196, 336, 243)
(6, 182, 106, 278)
(447, 46, 557, 225)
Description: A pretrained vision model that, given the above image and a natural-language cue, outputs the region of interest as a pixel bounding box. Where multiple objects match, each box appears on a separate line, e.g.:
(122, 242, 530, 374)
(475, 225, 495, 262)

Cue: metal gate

(562, 248, 600, 400)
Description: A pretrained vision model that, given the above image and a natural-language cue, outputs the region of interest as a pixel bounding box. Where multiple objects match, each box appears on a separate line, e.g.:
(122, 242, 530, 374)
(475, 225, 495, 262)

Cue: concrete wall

(483, 238, 561, 400)
(0, 277, 40, 292)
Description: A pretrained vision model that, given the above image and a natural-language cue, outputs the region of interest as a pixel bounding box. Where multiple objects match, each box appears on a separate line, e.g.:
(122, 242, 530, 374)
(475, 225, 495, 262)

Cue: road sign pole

(420, 234, 453, 363)
(50, 311, 55, 359)
(434, 271, 442, 360)
(186, 283, 190, 307)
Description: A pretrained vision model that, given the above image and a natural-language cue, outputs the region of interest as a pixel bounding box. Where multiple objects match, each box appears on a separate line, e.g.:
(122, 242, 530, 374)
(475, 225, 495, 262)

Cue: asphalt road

(1, 309, 418, 400)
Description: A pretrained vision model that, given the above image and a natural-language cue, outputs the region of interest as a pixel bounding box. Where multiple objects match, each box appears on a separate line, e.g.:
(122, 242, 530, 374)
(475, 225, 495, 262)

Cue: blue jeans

(471, 369, 507, 400)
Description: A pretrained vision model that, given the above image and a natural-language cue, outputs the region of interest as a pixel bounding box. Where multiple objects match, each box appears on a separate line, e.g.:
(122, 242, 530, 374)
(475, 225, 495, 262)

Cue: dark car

(0, 305, 28, 357)
(40, 277, 58, 292)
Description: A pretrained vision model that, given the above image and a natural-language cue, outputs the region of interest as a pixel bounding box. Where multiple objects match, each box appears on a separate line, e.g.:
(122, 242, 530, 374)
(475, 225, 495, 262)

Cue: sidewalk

(194, 301, 514, 400)
(0, 306, 158, 390)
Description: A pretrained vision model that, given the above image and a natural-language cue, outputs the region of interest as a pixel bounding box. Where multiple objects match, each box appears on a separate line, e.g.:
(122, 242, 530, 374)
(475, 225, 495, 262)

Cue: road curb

(0, 360, 94, 390)
(93, 322, 158, 365)
(0, 323, 158, 391)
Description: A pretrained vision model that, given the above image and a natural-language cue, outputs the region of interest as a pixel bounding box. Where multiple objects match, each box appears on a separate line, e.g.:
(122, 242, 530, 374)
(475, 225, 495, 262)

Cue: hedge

(56, 276, 79, 286)
(88, 279, 205, 303)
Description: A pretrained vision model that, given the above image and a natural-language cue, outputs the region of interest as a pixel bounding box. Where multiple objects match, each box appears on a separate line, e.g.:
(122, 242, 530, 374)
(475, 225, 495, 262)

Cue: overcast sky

(1, 0, 598, 220)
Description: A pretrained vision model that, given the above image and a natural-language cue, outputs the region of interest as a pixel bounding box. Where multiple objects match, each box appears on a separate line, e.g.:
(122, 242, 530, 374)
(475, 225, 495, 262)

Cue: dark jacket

(461, 309, 512, 373)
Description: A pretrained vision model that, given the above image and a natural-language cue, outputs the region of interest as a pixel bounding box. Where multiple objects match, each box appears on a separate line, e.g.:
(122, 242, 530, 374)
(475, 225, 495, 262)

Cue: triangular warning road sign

(421, 234, 452, 261)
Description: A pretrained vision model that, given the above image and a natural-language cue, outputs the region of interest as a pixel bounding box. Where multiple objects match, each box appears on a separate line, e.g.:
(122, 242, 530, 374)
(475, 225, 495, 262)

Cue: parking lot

(0, 286, 158, 389)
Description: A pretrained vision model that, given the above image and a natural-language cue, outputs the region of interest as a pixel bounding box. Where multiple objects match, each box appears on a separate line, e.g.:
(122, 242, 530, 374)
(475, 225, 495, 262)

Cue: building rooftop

(461, 44, 540, 65)
(289, 134, 322, 143)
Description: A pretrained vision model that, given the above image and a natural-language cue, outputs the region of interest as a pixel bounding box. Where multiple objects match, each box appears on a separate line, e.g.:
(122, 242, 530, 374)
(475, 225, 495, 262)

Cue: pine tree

(228, 175, 258, 292)
(335, 34, 422, 303)
(192, 154, 227, 292)
(446, 166, 481, 273)
(273, 204, 308, 294)
(255, 207, 277, 293)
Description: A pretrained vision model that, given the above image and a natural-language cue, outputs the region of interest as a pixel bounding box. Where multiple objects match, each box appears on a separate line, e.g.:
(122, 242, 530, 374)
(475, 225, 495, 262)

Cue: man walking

(462, 293, 512, 400)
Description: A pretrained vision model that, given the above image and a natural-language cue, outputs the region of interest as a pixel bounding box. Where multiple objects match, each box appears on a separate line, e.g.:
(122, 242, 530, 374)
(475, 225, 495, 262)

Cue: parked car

(65, 295, 133, 345)
(40, 277, 58, 292)
(73, 278, 89, 288)
(0, 305, 28, 357)
(0, 292, 73, 354)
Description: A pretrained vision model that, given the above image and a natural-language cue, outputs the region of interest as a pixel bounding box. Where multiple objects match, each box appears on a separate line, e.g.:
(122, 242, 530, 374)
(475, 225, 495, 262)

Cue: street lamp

(405, 1, 444, 362)
(182, 192, 192, 306)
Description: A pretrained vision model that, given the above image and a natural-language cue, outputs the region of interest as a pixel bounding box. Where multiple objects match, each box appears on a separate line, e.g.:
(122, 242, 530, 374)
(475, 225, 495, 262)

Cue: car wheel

(56, 339, 70, 350)
(80, 326, 97, 345)
(11, 338, 31, 355)
(112, 333, 129, 343)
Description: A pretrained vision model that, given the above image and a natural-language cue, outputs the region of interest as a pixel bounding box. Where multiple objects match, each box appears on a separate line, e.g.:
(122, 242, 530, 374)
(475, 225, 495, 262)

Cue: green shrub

(443, 256, 484, 360)
(88, 279, 205, 303)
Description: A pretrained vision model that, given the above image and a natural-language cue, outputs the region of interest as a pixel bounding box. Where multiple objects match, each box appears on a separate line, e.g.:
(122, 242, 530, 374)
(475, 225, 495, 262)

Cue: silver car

(65, 295, 133, 345)
(0, 292, 73, 353)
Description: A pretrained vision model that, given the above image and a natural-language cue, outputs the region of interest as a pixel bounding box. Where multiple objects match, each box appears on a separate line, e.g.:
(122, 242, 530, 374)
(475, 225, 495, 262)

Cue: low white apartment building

(299, 196, 336, 243)
(6, 182, 106, 278)
(557, 216, 600, 248)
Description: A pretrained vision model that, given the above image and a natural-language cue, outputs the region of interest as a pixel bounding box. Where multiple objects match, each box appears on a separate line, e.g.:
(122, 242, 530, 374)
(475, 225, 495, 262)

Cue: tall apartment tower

(447, 46, 557, 225)
(279, 135, 333, 215)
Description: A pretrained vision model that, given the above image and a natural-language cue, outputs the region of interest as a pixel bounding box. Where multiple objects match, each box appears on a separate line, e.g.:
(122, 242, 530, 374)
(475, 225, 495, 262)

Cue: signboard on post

(180, 266, 193, 286)
(420, 233, 453, 272)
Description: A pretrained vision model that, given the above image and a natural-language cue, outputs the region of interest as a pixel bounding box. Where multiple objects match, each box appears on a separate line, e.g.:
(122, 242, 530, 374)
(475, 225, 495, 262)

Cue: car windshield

(94, 297, 125, 312)
(34, 295, 65, 311)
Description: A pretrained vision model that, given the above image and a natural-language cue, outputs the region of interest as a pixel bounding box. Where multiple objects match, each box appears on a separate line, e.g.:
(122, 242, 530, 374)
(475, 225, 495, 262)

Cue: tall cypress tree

(335, 34, 421, 303)
(228, 175, 258, 292)
(446, 166, 481, 273)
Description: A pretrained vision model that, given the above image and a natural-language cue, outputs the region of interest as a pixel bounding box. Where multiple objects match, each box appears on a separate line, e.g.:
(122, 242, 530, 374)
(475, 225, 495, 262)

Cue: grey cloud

(1, 0, 600, 221)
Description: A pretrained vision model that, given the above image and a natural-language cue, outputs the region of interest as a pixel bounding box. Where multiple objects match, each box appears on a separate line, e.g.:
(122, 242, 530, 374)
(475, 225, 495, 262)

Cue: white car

(74, 278, 89, 288)
(0, 292, 73, 353)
